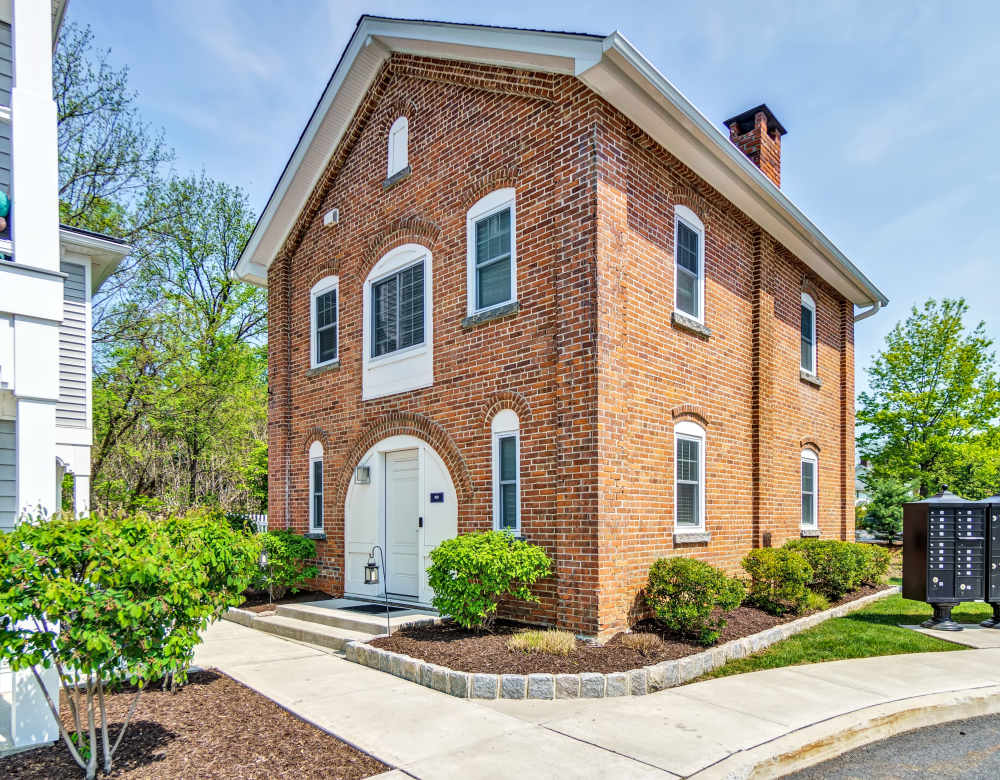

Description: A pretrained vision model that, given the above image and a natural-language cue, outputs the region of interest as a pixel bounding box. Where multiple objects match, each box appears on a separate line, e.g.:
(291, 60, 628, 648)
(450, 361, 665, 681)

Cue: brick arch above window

(481, 390, 533, 430)
(359, 215, 441, 282)
(307, 262, 342, 290)
(375, 95, 419, 138)
(670, 185, 711, 225)
(303, 426, 333, 455)
(671, 404, 713, 428)
(462, 165, 521, 211)
(333, 412, 474, 514)
(799, 438, 822, 454)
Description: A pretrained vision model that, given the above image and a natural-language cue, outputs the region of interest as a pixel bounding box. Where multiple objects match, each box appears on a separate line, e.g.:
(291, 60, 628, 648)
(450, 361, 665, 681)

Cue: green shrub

(804, 590, 830, 611)
(427, 531, 552, 630)
(783, 539, 863, 599)
(645, 557, 746, 645)
(857, 544, 891, 585)
(251, 530, 318, 598)
(742, 548, 813, 615)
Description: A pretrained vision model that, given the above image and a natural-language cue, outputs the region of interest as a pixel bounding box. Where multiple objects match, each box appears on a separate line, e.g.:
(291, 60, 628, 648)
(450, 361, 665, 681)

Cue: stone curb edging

(342, 587, 899, 700)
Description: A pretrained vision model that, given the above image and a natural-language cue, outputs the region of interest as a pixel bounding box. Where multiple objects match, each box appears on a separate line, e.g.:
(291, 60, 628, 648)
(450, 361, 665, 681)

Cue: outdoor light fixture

(366, 545, 391, 636)
(355, 465, 371, 484)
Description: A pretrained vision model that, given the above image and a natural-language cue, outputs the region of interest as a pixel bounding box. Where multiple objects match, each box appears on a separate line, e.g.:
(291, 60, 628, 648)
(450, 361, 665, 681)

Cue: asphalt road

(785, 714, 1000, 779)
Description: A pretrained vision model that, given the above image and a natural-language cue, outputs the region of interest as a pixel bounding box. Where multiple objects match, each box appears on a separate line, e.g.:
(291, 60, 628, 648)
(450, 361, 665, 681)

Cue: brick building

(235, 17, 888, 637)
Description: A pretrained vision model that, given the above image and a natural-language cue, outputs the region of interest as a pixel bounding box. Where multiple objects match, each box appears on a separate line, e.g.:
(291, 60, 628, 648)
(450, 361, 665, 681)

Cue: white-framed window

(310, 276, 339, 368)
(801, 449, 818, 528)
(800, 292, 817, 374)
(674, 420, 706, 530)
(466, 188, 516, 316)
(370, 259, 425, 359)
(309, 440, 324, 532)
(491, 409, 520, 534)
(387, 116, 408, 178)
(674, 205, 705, 322)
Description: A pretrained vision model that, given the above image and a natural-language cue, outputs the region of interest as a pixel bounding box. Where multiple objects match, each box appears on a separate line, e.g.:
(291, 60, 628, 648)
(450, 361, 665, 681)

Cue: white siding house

(0, 0, 130, 754)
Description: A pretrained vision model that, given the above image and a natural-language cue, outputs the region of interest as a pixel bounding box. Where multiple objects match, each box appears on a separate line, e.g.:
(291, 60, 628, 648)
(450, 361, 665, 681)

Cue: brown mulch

(239, 589, 333, 613)
(371, 585, 891, 675)
(0, 670, 388, 780)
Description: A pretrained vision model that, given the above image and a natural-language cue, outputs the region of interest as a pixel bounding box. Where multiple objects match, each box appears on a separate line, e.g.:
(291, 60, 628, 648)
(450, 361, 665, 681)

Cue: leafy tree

(0, 510, 260, 779)
(857, 299, 1000, 498)
(860, 476, 912, 540)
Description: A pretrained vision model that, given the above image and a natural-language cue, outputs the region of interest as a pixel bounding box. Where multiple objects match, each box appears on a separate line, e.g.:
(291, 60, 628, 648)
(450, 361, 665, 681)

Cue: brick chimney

(724, 104, 786, 188)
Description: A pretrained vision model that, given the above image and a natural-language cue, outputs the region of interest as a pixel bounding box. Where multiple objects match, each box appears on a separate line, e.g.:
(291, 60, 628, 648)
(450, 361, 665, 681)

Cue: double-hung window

(371, 261, 424, 358)
(674, 206, 705, 322)
(309, 441, 324, 532)
(310, 277, 339, 368)
(467, 189, 516, 316)
(674, 421, 706, 530)
(491, 409, 521, 534)
(801, 450, 817, 528)
(801, 293, 817, 374)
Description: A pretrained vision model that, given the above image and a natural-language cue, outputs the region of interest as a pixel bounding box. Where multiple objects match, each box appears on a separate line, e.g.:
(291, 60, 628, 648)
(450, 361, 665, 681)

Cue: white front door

(385, 449, 420, 597)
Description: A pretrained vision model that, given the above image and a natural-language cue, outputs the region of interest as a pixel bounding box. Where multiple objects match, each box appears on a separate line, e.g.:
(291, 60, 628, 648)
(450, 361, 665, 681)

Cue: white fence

(249, 513, 267, 534)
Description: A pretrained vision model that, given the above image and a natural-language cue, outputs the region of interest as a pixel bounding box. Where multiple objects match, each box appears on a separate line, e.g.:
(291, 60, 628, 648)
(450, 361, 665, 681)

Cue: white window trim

(363, 244, 431, 365)
(310, 275, 339, 369)
(309, 441, 324, 532)
(801, 292, 817, 375)
(466, 188, 517, 317)
(491, 409, 521, 534)
(387, 115, 408, 178)
(674, 419, 706, 532)
(673, 205, 706, 324)
(801, 448, 818, 529)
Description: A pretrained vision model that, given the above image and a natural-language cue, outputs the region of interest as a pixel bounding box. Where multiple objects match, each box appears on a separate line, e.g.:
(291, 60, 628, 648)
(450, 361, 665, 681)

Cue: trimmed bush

(857, 544, 891, 585)
(742, 548, 813, 615)
(427, 531, 552, 630)
(783, 539, 864, 600)
(645, 557, 746, 645)
(251, 530, 318, 599)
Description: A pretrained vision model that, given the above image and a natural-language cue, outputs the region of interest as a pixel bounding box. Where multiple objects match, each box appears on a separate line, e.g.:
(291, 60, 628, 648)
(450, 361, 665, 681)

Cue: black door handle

(418, 516, 423, 528)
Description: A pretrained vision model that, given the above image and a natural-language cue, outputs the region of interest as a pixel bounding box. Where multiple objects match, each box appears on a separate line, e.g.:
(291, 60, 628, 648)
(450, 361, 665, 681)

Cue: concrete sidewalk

(195, 620, 1000, 779)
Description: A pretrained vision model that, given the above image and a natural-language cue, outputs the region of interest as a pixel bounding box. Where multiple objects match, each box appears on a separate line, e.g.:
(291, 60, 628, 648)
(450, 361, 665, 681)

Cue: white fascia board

(58, 228, 131, 293)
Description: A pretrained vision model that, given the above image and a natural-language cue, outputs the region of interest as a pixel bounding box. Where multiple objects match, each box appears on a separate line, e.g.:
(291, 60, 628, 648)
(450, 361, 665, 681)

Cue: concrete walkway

(195, 620, 1000, 779)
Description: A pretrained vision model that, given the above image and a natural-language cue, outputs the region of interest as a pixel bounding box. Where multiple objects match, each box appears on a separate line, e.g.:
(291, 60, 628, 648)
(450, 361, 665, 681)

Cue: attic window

(387, 116, 408, 178)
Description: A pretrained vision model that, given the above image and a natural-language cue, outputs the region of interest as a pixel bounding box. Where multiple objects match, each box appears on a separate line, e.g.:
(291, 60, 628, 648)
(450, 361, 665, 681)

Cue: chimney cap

(724, 104, 787, 137)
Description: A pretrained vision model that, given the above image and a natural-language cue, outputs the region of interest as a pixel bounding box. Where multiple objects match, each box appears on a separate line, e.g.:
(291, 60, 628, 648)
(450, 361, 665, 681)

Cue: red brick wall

(266, 53, 856, 637)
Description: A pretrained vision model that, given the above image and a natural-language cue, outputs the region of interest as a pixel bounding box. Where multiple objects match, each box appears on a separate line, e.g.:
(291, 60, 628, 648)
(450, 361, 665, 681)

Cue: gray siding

(0, 419, 14, 528)
(57, 262, 88, 428)
(0, 22, 10, 198)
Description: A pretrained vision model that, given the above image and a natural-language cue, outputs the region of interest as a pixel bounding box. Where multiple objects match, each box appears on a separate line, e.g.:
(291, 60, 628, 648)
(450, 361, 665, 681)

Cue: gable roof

(235, 15, 887, 310)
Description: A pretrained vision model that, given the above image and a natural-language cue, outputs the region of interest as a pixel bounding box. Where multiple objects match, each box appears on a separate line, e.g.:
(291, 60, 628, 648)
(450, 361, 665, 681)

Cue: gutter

(853, 301, 881, 323)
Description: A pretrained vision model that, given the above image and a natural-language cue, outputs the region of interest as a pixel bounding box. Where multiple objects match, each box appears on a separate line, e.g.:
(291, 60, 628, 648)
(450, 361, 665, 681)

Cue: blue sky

(67, 1, 1000, 387)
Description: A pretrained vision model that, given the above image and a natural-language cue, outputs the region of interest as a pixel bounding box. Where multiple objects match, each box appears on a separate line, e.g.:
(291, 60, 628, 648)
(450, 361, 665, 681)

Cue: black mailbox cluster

(903, 487, 1000, 630)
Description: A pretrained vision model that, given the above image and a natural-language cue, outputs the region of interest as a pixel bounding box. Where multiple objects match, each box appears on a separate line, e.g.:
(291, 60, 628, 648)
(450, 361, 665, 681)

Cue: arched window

(310, 276, 339, 368)
(467, 188, 517, 317)
(674, 419, 706, 530)
(674, 205, 705, 322)
(491, 409, 520, 534)
(801, 292, 817, 375)
(387, 116, 409, 178)
(801, 448, 818, 529)
(309, 440, 324, 532)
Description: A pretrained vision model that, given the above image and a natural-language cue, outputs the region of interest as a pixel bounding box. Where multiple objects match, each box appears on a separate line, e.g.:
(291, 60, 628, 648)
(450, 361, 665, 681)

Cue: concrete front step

(275, 602, 438, 636)
(251, 614, 373, 651)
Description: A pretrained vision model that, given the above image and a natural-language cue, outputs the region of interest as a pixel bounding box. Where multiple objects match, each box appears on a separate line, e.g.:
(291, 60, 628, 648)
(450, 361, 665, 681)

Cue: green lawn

(699, 585, 991, 681)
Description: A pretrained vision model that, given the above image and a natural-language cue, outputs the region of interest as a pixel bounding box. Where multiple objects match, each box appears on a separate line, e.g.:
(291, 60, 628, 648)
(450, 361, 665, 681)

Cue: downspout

(853, 300, 881, 323)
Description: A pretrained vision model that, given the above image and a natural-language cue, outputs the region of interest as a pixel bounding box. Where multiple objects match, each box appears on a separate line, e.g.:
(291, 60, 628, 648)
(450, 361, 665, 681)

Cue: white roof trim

(236, 16, 886, 308)
(59, 227, 131, 293)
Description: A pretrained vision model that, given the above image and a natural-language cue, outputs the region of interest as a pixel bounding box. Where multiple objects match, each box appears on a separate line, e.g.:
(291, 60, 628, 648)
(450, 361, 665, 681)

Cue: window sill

(800, 528, 821, 538)
(306, 360, 340, 377)
(304, 532, 327, 541)
(366, 344, 427, 369)
(800, 369, 823, 388)
(383, 165, 412, 190)
(671, 311, 711, 339)
(462, 300, 519, 329)
(674, 530, 711, 544)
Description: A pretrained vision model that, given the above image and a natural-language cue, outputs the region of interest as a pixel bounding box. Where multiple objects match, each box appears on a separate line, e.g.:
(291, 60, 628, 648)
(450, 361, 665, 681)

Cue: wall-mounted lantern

(355, 464, 371, 484)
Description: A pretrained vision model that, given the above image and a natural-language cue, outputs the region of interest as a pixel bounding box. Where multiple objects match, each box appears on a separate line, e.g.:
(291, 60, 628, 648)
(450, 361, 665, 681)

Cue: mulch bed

(0, 670, 387, 779)
(371, 585, 890, 675)
(239, 589, 333, 614)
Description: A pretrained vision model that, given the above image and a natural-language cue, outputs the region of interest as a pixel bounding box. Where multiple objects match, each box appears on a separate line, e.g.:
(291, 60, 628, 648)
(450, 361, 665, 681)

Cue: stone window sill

(383, 166, 412, 190)
(800, 369, 823, 388)
(674, 530, 711, 544)
(306, 361, 340, 377)
(800, 528, 821, 538)
(671, 311, 712, 339)
(304, 532, 327, 541)
(461, 301, 519, 329)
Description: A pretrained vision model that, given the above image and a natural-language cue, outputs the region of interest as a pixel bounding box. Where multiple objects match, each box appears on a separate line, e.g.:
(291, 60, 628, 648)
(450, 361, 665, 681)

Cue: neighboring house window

(801, 292, 817, 374)
(387, 116, 408, 178)
(674, 205, 705, 322)
(466, 188, 516, 316)
(674, 420, 706, 530)
(491, 409, 520, 534)
(310, 276, 339, 368)
(371, 261, 424, 358)
(309, 441, 324, 532)
(801, 449, 818, 528)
